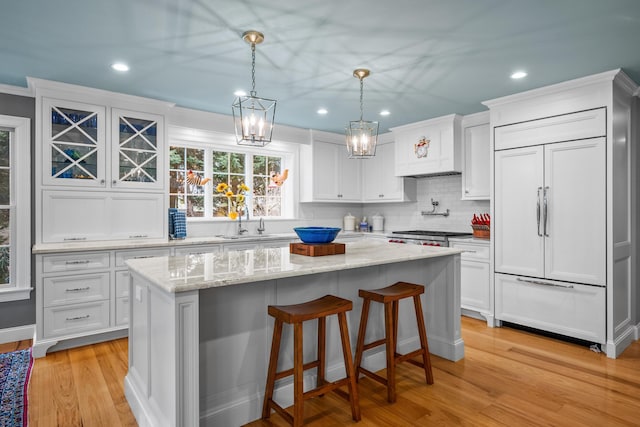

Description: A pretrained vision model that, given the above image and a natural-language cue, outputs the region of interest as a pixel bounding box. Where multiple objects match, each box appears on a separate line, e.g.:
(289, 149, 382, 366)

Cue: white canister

(371, 214, 384, 232)
(344, 213, 356, 231)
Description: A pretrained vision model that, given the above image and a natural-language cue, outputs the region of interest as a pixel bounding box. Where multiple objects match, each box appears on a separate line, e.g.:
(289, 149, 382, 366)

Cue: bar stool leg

(354, 298, 370, 381)
(384, 301, 396, 403)
(338, 311, 361, 421)
(263, 319, 283, 419)
(317, 316, 326, 389)
(392, 300, 399, 360)
(293, 322, 304, 427)
(413, 295, 434, 384)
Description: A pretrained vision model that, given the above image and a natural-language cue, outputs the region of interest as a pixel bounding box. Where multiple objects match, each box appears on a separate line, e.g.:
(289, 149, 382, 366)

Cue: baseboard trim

(0, 324, 35, 345)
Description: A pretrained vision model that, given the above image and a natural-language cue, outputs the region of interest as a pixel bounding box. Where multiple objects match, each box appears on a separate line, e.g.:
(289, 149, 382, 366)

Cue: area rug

(0, 348, 33, 427)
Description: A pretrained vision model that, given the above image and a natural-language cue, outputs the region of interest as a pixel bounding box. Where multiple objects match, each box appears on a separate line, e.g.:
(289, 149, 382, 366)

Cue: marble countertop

(31, 231, 388, 254)
(126, 239, 463, 294)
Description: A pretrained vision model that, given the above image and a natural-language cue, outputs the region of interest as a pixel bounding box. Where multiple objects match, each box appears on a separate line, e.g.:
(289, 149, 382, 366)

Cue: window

(0, 115, 31, 302)
(169, 144, 289, 219)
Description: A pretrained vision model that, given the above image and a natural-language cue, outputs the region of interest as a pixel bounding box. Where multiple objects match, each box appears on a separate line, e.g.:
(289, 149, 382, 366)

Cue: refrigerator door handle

(537, 187, 542, 236)
(543, 186, 549, 237)
(517, 277, 574, 289)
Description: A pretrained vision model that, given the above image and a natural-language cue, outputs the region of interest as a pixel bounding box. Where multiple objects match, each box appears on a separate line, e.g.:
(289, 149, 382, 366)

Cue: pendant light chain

(250, 42, 257, 97)
(359, 78, 364, 121)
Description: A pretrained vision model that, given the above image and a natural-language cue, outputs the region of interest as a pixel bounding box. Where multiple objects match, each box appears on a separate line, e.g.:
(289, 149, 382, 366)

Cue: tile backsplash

(362, 174, 489, 233)
(187, 174, 488, 237)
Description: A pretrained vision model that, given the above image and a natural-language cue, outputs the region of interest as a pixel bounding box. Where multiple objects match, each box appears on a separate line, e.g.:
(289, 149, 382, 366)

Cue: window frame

(0, 115, 31, 302)
(169, 128, 295, 221)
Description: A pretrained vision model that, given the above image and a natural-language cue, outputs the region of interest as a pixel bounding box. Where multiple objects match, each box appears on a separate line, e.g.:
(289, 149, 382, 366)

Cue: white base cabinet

(450, 238, 492, 325)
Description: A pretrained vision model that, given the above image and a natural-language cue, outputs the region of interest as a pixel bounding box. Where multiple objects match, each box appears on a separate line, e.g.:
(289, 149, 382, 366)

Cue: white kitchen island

(124, 240, 463, 426)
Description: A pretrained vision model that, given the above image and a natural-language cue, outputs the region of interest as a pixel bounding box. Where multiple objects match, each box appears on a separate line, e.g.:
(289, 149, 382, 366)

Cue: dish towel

(169, 208, 187, 239)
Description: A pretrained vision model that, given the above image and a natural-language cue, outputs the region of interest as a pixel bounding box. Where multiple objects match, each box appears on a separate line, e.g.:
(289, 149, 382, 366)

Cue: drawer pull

(65, 260, 91, 265)
(129, 234, 148, 239)
(463, 250, 477, 253)
(133, 255, 154, 259)
(63, 237, 87, 241)
(66, 314, 90, 321)
(516, 278, 574, 289)
(65, 286, 91, 292)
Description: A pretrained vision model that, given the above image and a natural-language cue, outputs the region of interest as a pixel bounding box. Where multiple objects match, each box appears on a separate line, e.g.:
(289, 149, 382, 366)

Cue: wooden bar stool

(262, 294, 361, 426)
(354, 282, 434, 403)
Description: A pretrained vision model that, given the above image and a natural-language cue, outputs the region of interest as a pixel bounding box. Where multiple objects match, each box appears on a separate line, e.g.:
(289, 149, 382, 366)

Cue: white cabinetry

(450, 239, 492, 325)
(32, 78, 172, 245)
(34, 247, 171, 357)
(362, 141, 416, 202)
(461, 112, 490, 200)
(485, 69, 638, 357)
(300, 131, 361, 202)
(390, 114, 462, 177)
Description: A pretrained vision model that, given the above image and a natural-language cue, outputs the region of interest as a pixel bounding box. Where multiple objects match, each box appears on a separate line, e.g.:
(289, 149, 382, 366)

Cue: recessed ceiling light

(380, 110, 390, 116)
(234, 90, 247, 97)
(111, 62, 129, 72)
(511, 71, 527, 79)
(317, 108, 328, 115)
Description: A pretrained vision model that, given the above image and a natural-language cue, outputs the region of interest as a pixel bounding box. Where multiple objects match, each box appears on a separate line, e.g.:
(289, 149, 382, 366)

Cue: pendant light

(232, 30, 277, 147)
(345, 69, 378, 158)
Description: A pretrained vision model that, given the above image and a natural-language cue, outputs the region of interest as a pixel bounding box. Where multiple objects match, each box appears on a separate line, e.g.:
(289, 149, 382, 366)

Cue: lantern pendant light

(232, 30, 277, 147)
(345, 68, 378, 158)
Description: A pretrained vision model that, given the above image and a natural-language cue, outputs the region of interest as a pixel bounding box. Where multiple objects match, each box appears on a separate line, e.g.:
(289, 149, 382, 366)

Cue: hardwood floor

(20, 317, 640, 426)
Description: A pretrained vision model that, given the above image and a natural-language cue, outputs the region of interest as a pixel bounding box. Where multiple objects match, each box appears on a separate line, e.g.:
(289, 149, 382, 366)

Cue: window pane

(0, 169, 8, 205)
(186, 148, 205, 171)
(0, 209, 9, 245)
(169, 146, 185, 169)
(0, 246, 9, 285)
(213, 195, 229, 217)
(0, 130, 9, 167)
(229, 153, 245, 174)
(253, 155, 267, 175)
(186, 196, 204, 217)
(267, 157, 281, 174)
(253, 176, 267, 196)
(212, 151, 229, 173)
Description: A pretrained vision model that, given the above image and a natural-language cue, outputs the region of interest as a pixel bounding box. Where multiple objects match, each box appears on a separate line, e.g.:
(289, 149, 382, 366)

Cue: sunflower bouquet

(216, 182, 250, 220)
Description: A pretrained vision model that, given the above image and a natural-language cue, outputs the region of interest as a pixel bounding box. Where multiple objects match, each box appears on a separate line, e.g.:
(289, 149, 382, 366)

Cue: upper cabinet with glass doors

(42, 99, 164, 191)
(43, 98, 106, 187)
(111, 108, 163, 190)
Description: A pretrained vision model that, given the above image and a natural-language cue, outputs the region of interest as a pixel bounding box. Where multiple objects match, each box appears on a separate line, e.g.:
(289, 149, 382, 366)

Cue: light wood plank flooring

(19, 317, 640, 426)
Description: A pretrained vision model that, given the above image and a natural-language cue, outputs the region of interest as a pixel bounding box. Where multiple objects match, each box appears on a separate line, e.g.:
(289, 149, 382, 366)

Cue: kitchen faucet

(237, 210, 248, 235)
(257, 217, 265, 235)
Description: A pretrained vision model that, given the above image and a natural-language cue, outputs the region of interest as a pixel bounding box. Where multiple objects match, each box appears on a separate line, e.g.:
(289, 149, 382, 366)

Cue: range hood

(390, 114, 462, 177)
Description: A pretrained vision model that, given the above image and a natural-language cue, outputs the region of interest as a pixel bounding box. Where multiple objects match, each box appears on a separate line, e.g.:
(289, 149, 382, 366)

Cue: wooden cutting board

(289, 242, 346, 257)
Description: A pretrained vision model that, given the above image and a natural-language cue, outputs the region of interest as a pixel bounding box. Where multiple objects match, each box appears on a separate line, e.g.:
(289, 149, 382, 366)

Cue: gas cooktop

(391, 230, 472, 237)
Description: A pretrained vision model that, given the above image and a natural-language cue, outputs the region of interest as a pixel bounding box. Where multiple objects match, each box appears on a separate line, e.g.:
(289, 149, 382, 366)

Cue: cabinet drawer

(115, 270, 130, 298)
(42, 252, 110, 273)
(115, 297, 129, 326)
(115, 248, 171, 267)
(495, 273, 605, 343)
(43, 272, 110, 307)
(174, 245, 221, 257)
(494, 108, 605, 150)
(43, 301, 110, 338)
(450, 241, 489, 261)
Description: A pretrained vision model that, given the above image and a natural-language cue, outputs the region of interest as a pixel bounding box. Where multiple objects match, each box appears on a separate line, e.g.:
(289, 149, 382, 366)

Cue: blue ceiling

(2, 0, 639, 134)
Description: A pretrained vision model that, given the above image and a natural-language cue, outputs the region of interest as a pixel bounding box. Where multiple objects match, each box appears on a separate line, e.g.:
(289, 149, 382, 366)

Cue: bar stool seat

(262, 294, 361, 426)
(354, 282, 434, 403)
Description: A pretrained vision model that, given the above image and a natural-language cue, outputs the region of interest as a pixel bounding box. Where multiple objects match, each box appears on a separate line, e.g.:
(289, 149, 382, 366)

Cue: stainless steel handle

(66, 314, 90, 321)
(65, 260, 91, 265)
(517, 277, 574, 289)
(543, 186, 549, 237)
(536, 187, 542, 237)
(463, 250, 477, 253)
(63, 237, 87, 241)
(129, 234, 148, 239)
(133, 255, 154, 259)
(65, 286, 91, 292)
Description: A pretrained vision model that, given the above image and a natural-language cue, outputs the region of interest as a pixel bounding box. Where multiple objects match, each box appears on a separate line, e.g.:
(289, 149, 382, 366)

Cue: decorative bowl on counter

(293, 227, 341, 244)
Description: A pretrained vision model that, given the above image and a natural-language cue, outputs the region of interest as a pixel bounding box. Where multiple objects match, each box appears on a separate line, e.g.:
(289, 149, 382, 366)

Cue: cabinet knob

(464, 190, 469, 194)
(379, 194, 384, 198)
(112, 180, 117, 185)
(100, 179, 105, 184)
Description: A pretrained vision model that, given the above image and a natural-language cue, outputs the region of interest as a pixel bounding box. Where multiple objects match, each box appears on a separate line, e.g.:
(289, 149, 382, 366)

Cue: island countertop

(126, 239, 463, 294)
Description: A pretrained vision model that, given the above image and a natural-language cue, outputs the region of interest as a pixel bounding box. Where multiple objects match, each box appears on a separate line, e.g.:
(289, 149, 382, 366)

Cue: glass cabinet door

(112, 109, 164, 190)
(43, 98, 106, 187)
